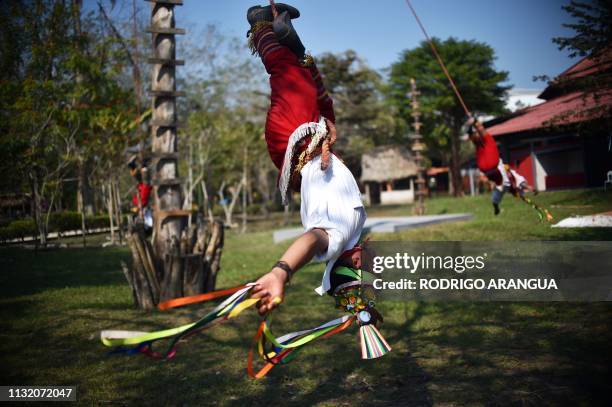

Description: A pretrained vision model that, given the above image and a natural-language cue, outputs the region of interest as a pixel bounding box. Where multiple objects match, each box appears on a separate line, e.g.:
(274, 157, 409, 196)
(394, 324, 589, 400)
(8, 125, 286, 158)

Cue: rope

(404, 0, 471, 117)
(269, 0, 278, 18)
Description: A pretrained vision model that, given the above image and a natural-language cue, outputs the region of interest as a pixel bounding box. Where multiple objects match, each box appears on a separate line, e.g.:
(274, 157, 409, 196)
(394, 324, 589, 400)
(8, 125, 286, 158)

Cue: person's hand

(251, 268, 288, 315)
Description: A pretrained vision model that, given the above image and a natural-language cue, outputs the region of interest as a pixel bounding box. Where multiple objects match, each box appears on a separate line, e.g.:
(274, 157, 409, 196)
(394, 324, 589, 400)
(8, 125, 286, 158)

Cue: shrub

(0, 219, 37, 242)
(86, 215, 110, 229)
(48, 212, 81, 233)
(0, 213, 114, 243)
(246, 204, 262, 215)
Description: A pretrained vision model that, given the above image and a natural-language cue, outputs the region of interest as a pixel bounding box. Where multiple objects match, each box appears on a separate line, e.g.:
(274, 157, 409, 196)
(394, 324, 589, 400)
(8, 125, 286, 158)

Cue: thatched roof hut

(361, 145, 418, 183)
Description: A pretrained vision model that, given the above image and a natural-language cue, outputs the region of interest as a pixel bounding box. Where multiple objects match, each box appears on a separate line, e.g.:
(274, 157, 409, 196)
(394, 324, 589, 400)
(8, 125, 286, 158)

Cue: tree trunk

(105, 181, 116, 244)
(241, 145, 248, 234)
(201, 180, 214, 224)
(79, 184, 87, 247)
(449, 131, 463, 197)
(29, 171, 47, 247)
(219, 181, 243, 228)
(112, 180, 123, 244)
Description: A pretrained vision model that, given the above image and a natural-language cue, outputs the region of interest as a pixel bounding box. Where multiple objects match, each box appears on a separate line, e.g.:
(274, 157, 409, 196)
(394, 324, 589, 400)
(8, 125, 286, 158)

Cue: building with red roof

(485, 50, 611, 190)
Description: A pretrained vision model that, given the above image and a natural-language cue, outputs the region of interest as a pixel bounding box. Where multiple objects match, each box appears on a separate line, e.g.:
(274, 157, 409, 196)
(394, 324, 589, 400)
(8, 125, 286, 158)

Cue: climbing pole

(409, 78, 427, 215)
(121, 0, 224, 310)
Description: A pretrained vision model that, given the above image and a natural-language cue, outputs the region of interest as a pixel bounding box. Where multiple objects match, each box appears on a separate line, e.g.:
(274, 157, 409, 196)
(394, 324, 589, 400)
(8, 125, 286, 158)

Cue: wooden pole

(409, 78, 426, 215)
(120, 0, 224, 309)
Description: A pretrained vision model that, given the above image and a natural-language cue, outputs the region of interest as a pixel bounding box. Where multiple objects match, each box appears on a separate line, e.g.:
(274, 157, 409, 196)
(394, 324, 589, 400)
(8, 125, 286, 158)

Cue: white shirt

(299, 154, 366, 294)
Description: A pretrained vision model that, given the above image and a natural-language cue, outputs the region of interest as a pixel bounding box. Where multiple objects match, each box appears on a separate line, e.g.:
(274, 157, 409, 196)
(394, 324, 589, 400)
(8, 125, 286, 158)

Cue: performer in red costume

(467, 118, 510, 215)
(131, 179, 152, 209)
(246, 4, 366, 314)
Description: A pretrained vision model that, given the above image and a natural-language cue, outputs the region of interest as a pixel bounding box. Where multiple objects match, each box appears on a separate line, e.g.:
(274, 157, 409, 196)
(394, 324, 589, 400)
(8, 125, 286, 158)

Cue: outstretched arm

(251, 228, 329, 315)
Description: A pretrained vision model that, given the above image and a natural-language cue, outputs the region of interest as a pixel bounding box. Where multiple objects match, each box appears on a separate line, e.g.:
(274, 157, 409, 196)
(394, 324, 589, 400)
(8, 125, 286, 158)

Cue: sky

(165, 0, 577, 92)
(85, 0, 578, 99)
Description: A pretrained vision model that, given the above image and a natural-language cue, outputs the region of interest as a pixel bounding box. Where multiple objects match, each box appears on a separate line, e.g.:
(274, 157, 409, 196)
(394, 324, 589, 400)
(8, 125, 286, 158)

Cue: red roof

(487, 89, 612, 137)
(558, 49, 612, 81)
(539, 49, 612, 100)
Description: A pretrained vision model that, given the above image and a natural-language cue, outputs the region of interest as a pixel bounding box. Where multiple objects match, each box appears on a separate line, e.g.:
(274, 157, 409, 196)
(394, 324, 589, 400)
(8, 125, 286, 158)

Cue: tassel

(320, 138, 330, 170)
(359, 324, 391, 359)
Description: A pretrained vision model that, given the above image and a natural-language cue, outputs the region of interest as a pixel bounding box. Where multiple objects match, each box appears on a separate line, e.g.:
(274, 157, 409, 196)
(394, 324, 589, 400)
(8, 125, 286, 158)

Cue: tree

(316, 50, 397, 175)
(388, 38, 510, 196)
(536, 1, 612, 128)
(180, 27, 269, 223)
(553, 0, 612, 58)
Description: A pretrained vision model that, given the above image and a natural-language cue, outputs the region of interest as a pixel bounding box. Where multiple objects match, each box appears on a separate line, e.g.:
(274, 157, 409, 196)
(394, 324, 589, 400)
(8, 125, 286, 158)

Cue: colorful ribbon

(520, 195, 554, 223)
(101, 271, 391, 378)
(100, 284, 257, 359)
(248, 315, 356, 378)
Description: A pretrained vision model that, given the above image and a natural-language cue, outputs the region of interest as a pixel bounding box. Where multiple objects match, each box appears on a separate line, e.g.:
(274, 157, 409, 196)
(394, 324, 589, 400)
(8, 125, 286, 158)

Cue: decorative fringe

(359, 324, 392, 359)
(247, 21, 273, 55)
(278, 116, 328, 205)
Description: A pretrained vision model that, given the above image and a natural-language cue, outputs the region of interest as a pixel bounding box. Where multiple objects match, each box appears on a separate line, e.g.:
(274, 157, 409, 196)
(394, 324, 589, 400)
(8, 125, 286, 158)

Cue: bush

(86, 215, 110, 229)
(48, 212, 81, 233)
(0, 226, 16, 242)
(246, 204, 262, 215)
(48, 212, 111, 232)
(0, 212, 114, 243)
(0, 218, 37, 242)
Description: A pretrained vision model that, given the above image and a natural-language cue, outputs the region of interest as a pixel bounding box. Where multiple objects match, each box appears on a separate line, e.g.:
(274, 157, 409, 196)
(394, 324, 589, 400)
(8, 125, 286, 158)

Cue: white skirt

(299, 154, 366, 295)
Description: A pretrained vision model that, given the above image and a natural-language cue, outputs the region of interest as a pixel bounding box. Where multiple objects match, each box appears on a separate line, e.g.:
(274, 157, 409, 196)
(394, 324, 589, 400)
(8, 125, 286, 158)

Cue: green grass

(367, 188, 612, 241)
(0, 189, 611, 405)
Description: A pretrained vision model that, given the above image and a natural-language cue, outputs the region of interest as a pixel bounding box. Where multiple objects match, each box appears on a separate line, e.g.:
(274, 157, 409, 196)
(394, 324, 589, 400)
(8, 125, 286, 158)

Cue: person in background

(466, 118, 510, 215)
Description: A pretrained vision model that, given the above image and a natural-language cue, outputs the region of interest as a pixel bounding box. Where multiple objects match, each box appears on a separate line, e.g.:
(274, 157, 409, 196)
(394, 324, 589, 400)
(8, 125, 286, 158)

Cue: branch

(97, 1, 138, 69)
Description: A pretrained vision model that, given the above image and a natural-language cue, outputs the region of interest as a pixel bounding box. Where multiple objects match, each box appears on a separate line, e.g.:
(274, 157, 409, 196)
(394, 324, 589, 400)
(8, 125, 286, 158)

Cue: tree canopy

(316, 50, 397, 174)
(388, 37, 510, 195)
(553, 0, 612, 58)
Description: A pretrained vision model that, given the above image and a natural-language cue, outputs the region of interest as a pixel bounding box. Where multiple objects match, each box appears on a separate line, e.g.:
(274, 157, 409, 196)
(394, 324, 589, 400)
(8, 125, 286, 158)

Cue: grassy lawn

(0, 189, 611, 405)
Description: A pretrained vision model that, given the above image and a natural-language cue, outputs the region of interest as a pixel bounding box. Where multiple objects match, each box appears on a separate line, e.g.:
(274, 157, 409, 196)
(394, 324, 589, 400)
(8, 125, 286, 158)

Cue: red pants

(264, 47, 320, 170)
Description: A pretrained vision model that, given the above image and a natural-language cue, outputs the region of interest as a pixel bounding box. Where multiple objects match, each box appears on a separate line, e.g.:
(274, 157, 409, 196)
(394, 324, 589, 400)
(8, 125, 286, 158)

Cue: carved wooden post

(121, 0, 224, 309)
(147, 0, 188, 302)
(409, 78, 427, 215)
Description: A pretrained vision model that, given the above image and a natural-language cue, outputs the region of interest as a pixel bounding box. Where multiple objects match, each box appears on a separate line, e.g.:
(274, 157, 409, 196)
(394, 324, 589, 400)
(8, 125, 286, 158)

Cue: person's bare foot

(251, 268, 288, 315)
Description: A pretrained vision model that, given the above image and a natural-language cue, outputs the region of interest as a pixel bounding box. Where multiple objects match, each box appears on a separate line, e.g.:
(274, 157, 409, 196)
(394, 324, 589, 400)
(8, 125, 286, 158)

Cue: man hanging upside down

(466, 118, 510, 215)
(246, 3, 366, 314)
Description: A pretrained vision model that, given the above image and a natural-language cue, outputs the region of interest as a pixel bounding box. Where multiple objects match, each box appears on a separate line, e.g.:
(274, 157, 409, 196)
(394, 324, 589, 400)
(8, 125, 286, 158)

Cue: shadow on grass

(2, 288, 611, 405)
(0, 247, 129, 298)
(380, 301, 612, 406)
(529, 227, 612, 241)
